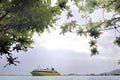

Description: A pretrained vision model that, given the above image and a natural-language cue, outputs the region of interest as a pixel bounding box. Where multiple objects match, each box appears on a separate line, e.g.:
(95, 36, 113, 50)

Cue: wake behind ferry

(31, 67, 60, 76)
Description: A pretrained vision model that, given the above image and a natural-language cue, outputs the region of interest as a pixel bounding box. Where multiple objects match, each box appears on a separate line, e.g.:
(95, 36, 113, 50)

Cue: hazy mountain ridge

(99, 69, 120, 75)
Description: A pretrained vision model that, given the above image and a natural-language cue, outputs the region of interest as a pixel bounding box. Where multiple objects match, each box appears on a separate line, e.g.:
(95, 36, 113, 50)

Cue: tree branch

(103, 0, 117, 8)
(0, 8, 14, 22)
(102, 25, 120, 31)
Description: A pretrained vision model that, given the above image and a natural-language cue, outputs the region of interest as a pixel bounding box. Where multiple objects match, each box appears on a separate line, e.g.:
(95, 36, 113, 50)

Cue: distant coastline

(0, 74, 30, 76)
(1, 69, 120, 76)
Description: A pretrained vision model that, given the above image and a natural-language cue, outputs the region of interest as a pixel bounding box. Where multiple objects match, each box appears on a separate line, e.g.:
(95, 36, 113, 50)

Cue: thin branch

(114, 26, 120, 33)
(102, 25, 120, 31)
(102, 9, 106, 22)
(0, 8, 14, 22)
(102, 0, 117, 8)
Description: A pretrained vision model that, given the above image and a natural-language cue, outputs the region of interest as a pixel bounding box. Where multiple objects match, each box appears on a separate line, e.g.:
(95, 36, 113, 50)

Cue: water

(0, 76, 120, 80)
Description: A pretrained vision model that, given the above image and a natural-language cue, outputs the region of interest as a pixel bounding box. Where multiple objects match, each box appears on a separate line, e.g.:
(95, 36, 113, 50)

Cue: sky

(0, 1, 120, 75)
(1, 27, 120, 75)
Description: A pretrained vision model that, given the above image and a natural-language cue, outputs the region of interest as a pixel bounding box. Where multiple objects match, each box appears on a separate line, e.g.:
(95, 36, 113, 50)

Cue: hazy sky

(0, 1, 120, 75)
(0, 27, 120, 75)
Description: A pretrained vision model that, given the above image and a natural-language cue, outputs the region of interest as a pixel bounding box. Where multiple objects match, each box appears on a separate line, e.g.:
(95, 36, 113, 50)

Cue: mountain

(109, 69, 120, 75)
(99, 69, 120, 76)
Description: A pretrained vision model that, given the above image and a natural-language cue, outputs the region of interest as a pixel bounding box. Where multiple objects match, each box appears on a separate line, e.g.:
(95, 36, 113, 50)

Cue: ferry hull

(31, 72, 60, 76)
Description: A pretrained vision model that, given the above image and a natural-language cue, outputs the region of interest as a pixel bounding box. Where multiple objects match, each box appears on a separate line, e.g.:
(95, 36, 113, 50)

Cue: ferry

(31, 67, 60, 76)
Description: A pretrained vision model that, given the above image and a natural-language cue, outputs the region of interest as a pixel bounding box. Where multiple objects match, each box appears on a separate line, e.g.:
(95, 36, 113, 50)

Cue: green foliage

(60, 0, 120, 56)
(60, 20, 76, 34)
(103, 0, 120, 13)
(67, 10, 73, 19)
(89, 39, 97, 47)
(1, 0, 120, 66)
(76, 27, 84, 36)
(118, 60, 120, 64)
(0, 0, 62, 67)
(90, 47, 99, 56)
(114, 36, 120, 47)
(1, 0, 60, 33)
(57, 0, 68, 10)
(85, 0, 99, 13)
(89, 39, 99, 56)
(0, 31, 34, 54)
(88, 29, 102, 39)
(0, 33, 12, 56)
(86, 19, 102, 38)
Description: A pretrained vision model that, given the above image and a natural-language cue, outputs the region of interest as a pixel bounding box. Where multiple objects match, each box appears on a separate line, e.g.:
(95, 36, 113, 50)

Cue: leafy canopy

(60, 0, 120, 57)
(1, 0, 120, 66)
(0, 0, 61, 67)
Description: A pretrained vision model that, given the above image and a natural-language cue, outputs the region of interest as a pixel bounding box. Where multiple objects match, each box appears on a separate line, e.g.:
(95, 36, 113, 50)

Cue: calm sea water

(0, 76, 120, 80)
